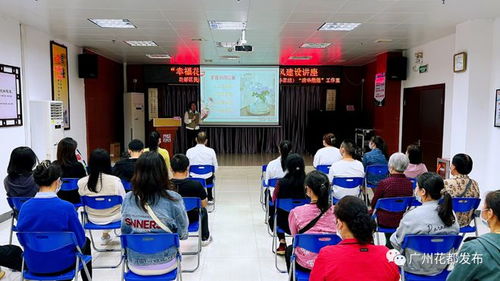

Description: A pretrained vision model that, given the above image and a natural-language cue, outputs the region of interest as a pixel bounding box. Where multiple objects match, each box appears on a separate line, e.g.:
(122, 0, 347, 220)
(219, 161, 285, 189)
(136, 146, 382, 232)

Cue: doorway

(402, 84, 445, 172)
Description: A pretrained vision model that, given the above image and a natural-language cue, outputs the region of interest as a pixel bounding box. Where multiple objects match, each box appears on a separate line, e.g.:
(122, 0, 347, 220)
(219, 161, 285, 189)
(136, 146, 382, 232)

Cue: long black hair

(335, 196, 376, 244)
(417, 172, 455, 227)
(7, 146, 38, 178)
(371, 136, 388, 159)
(148, 131, 160, 152)
(305, 170, 331, 212)
(87, 149, 112, 193)
(33, 160, 62, 187)
(281, 153, 306, 196)
(56, 137, 78, 166)
(131, 151, 176, 211)
(279, 140, 292, 171)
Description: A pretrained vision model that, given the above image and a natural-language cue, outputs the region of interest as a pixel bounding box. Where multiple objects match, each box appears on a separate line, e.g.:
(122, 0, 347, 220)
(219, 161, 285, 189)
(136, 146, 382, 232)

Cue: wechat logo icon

(386, 249, 407, 266)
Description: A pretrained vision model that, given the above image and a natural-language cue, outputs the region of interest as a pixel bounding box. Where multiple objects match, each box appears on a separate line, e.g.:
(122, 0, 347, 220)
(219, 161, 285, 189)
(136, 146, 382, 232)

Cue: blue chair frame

(189, 165, 216, 212)
(315, 165, 331, 175)
(121, 179, 132, 192)
(260, 164, 268, 208)
(372, 197, 414, 245)
(331, 177, 364, 204)
(272, 198, 310, 273)
(452, 197, 480, 236)
(290, 234, 342, 281)
(265, 178, 281, 235)
(7, 197, 31, 244)
(400, 235, 463, 281)
(120, 233, 182, 281)
(17, 232, 92, 281)
(61, 178, 83, 209)
(181, 197, 202, 273)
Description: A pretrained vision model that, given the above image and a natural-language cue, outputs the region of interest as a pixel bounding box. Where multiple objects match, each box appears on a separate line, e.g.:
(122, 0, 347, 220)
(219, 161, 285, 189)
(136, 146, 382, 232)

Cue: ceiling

(2, 0, 500, 65)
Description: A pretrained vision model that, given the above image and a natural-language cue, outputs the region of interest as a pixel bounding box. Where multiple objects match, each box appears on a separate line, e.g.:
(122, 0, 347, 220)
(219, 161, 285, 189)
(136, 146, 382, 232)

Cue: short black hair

(128, 139, 144, 152)
(452, 153, 473, 175)
(171, 154, 190, 173)
(340, 139, 356, 156)
(407, 144, 423, 164)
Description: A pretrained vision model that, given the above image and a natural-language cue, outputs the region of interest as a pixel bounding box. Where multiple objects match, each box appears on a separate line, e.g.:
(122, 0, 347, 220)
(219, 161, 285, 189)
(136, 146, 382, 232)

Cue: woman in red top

(310, 196, 400, 281)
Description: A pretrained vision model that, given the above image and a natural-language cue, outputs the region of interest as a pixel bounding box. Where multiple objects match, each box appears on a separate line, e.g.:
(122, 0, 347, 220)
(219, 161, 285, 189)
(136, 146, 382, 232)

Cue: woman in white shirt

(313, 133, 342, 168)
(328, 140, 365, 201)
(78, 149, 125, 242)
(265, 140, 292, 185)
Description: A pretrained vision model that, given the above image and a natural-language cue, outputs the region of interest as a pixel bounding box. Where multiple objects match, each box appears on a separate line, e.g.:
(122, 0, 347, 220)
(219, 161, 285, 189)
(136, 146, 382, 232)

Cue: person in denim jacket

(121, 151, 188, 276)
(362, 136, 388, 186)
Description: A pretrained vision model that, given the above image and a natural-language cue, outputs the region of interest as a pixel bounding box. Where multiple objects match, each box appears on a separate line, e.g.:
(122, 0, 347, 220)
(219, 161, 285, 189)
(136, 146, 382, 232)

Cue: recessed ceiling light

(88, 19, 136, 28)
(318, 22, 361, 31)
(220, 55, 240, 60)
(146, 54, 171, 59)
(208, 20, 246, 30)
(300, 43, 332, 49)
(124, 41, 158, 47)
(289, 56, 312, 60)
(374, 39, 393, 43)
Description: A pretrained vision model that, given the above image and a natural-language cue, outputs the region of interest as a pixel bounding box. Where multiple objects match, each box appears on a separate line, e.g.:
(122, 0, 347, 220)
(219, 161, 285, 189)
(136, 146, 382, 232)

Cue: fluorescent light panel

(289, 56, 312, 60)
(146, 54, 171, 59)
(89, 19, 136, 28)
(208, 20, 246, 30)
(319, 22, 361, 31)
(300, 42, 332, 49)
(124, 41, 158, 47)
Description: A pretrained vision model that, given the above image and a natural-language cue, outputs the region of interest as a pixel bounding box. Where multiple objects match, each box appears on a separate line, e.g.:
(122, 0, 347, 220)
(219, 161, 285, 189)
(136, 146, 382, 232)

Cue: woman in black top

(55, 137, 87, 203)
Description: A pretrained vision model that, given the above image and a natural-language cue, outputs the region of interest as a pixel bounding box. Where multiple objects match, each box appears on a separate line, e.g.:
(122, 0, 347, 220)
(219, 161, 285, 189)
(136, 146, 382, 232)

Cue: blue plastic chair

(264, 178, 281, 227)
(452, 197, 480, 236)
(189, 165, 216, 212)
(6, 197, 31, 244)
(260, 164, 268, 207)
(121, 233, 182, 281)
(61, 178, 83, 209)
(408, 178, 417, 189)
(181, 197, 202, 272)
(121, 179, 132, 192)
(315, 165, 331, 175)
(365, 165, 389, 188)
(17, 232, 92, 281)
(372, 197, 414, 244)
(331, 177, 364, 204)
(290, 234, 342, 281)
(400, 235, 463, 281)
(273, 198, 310, 273)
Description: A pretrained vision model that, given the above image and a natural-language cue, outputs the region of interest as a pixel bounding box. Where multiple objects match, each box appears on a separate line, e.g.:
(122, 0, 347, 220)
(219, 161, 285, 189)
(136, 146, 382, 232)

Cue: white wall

(0, 14, 87, 214)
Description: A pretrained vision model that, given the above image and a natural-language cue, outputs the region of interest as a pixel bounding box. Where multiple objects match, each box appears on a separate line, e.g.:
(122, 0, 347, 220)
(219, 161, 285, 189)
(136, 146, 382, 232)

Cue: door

(402, 84, 445, 172)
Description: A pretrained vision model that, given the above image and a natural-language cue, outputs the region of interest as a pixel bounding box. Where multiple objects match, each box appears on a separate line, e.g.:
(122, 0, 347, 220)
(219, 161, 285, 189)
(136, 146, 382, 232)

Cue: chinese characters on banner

(279, 67, 341, 84)
(50, 41, 70, 129)
(169, 66, 200, 83)
(374, 72, 386, 106)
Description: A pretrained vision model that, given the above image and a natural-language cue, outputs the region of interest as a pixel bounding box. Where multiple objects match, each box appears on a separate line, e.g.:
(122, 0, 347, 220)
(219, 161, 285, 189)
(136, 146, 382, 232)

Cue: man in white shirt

(186, 131, 218, 201)
(328, 140, 365, 201)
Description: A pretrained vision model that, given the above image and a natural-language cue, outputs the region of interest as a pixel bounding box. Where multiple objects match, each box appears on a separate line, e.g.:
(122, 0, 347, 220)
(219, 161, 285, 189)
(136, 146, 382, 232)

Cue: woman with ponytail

(264, 140, 292, 185)
(285, 171, 337, 272)
(310, 196, 399, 281)
(313, 133, 342, 168)
(390, 172, 459, 276)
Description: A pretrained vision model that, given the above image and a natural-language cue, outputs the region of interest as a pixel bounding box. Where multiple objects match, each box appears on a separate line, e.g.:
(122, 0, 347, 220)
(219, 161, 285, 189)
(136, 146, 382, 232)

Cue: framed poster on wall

(50, 41, 70, 130)
(495, 89, 500, 127)
(0, 64, 22, 127)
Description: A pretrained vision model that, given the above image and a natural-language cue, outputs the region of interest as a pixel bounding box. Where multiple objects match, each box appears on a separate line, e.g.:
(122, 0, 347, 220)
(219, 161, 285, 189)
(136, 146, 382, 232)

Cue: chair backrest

(81, 195, 123, 210)
(60, 178, 79, 191)
(292, 233, 342, 254)
(332, 177, 364, 189)
(17, 232, 79, 274)
(7, 197, 31, 212)
(452, 197, 480, 213)
(408, 178, 417, 189)
(121, 233, 180, 255)
(275, 198, 310, 213)
(121, 179, 132, 192)
(183, 197, 202, 212)
(402, 235, 463, 254)
(373, 197, 414, 213)
(365, 165, 389, 177)
(262, 164, 268, 173)
(189, 165, 215, 175)
(267, 178, 281, 188)
(316, 165, 331, 174)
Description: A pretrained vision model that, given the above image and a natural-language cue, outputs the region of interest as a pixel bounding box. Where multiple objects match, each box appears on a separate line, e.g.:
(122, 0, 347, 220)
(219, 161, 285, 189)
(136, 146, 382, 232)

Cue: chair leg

(88, 229, 121, 253)
(8, 216, 14, 245)
(273, 215, 287, 273)
(74, 256, 80, 281)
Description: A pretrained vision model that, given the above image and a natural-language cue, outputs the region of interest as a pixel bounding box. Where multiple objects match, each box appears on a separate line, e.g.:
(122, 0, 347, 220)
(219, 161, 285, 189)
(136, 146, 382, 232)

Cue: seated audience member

(309, 196, 400, 281)
(371, 152, 413, 248)
(313, 133, 342, 168)
(0, 245, 23, 279)
(447, 190, 500, 281)
(186, 131, 218, 202)
(265, 140, 292, 185)
(4, 146, 39, 198)
(144, 131, 172, 176)
(362, 136, 388, 186)
(328, 140, 365, 201)
(390, 172, 459, 276)
(404, 144, 427, 178)
(170, 154, 212, 246)
(55, 137, 87, 204)
(270, 153, 307, 255)
(121, 151, 188, 276)
(443, 153, 480, 227)
(285, 170, 337, 272)
(113, 139, 144, 182)
(78, 149, 125, 242)
(17, 161, 92, 281)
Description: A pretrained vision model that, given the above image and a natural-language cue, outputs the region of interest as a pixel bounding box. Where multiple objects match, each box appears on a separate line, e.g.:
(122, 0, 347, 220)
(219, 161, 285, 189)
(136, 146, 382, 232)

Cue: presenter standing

(184, 101, 206, 146)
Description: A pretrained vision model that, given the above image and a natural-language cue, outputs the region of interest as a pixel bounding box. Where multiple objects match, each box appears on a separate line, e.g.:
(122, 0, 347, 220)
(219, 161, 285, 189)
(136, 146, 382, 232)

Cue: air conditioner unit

(124, 92, 145, 144)
(30, 100, 65, 161)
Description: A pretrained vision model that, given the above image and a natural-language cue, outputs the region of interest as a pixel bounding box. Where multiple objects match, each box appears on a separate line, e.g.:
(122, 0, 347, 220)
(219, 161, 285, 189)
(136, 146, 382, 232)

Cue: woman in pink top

(286, 170, 337, 273)
(404, 144, 428, 178)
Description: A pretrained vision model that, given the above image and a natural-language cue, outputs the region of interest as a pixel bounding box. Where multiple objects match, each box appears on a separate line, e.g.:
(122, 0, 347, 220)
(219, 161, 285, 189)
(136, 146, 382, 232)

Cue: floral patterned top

(443, 174, 480, 227)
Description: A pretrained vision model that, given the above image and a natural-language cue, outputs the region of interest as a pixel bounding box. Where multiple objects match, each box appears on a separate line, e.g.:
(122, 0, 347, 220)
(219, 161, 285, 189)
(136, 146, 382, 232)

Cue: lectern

(151, 118, 182, 156)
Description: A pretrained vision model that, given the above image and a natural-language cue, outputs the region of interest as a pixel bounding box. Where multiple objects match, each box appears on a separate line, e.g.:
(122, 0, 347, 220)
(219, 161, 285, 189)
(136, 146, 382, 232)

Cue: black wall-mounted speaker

(78, 54, 98, 78)
(387, 56, 407, 80)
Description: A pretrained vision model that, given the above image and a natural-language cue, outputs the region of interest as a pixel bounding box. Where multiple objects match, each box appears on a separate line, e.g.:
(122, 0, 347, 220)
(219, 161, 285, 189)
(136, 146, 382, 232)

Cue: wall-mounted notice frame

(495, 89, 500, 127)
(50, 41, 70, 130)
(0, 64, 22, 127)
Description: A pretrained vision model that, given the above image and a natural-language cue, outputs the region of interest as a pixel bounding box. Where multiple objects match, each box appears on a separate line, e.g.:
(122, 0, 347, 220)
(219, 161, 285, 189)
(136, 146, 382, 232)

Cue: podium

(151, 118, 182, 156)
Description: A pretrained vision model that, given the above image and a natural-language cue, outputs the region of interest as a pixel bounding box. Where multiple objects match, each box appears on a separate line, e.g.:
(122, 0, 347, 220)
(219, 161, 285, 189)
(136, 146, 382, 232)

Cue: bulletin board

(0, 64, 22, 127)
(50, 41, 70, 130)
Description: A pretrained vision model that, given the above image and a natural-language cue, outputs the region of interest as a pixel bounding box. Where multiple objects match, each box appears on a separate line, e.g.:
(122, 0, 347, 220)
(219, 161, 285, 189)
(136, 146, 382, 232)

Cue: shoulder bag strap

(298, 208, 327, 234)
(457, 179, 473, 198)
(144, 203, 172, 233)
